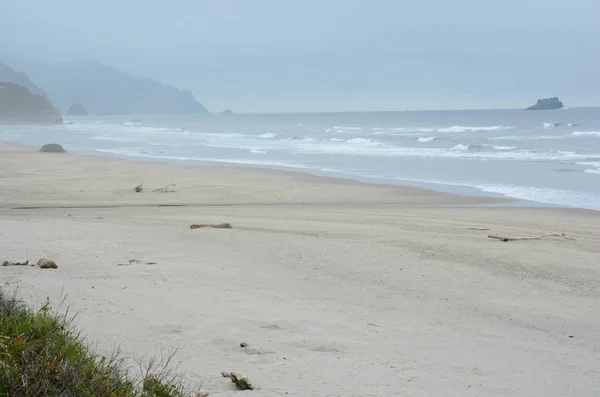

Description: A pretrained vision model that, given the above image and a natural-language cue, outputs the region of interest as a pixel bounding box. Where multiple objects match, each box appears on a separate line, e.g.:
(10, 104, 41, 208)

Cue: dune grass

(0, 289, 200, 397)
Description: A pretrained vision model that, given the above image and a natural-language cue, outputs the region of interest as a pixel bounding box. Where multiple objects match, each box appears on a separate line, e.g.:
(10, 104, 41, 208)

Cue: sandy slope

(1, 144, 599, 397)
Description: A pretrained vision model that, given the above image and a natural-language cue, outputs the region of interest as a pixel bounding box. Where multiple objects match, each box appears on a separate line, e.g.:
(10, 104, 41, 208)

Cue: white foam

(250, 149, 266, 154)
(94, 148, 310, 169)
(578, 161, 600, 176)
(451, 144, 469, 151)
(437, 125, 513, 133)
(90, 135, 137, 143)
(542, 122, 561, 128)
(572, 131, 600, 136)
(490, 135, 567, 141)
(417, 136, 436, 143)
(259, 132, 277, 138)
(331, 126, 363, 133)
(492, 146, 517, 150)
(345, 137, 381, 146)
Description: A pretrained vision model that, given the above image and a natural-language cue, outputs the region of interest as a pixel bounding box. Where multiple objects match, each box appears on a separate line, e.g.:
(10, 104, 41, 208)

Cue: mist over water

(2, 108, 600, 209)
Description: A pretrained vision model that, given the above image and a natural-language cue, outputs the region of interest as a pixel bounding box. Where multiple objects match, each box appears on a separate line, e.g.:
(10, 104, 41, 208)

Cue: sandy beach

(1, 143, 599, 397)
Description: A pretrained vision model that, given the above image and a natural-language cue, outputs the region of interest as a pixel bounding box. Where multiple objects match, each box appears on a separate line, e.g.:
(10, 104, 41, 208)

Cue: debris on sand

(221, 371, 254, 390)
(190, 223, 232, 229)
(37, 258, 58, 269)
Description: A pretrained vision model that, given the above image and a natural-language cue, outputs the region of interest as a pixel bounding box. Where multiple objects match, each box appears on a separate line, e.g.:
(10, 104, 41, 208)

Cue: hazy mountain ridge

(2, 56, 208, 115)
(0, 60, 48, 98)
(0, 82, 62, 124)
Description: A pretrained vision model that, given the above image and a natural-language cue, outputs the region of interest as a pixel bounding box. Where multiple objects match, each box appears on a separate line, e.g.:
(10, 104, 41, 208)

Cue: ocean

(2, 108, 600, 210)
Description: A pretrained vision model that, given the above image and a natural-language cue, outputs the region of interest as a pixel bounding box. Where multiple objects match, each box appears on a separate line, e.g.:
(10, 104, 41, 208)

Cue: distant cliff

(0, 82, 62, 124)
(3, 58, 208, 115)
(526, 97, 564, 110)
(0, 60, 48, 98)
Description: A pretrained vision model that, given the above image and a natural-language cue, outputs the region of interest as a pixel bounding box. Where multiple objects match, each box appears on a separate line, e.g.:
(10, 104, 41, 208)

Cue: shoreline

(0, 142, 511, 209)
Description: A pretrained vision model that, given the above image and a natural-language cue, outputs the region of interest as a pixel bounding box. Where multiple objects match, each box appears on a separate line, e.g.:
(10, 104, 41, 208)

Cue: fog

(1, 0, 598, 112)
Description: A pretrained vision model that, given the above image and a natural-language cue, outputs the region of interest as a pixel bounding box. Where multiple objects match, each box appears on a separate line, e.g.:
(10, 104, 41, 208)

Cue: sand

(1, 143, 599, 396)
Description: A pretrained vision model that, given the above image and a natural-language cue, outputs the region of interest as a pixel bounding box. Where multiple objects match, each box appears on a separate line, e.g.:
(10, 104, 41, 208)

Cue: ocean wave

(542, 122, 561, 129)
(250, 149, 266, 154)
(290, 136, 315, 142)
(450, 144, 486, 152)
(572, 131, 600, 136)
(577, 161, 600, 176)
(417, 136, 436, 143)
(345, 137, 381, 146)
(492, 146, 517, 150)
(437, 125, 513, 133)
(329, 126, 363, 133)
(259, 132, 277, 138)
(489, 135, 567, 141)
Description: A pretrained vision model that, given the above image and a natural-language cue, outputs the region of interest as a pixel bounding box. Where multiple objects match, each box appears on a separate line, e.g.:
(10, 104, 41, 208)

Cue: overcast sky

(1, 0, 598, 112)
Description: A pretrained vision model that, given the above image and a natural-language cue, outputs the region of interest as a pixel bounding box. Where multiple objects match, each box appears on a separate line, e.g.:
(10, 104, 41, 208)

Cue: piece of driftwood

(2, 260, 29, 267)
(134, 183, 143, 192)
(153, 183, 177, 193)
(467, 227, 491, 231)
(190, 223, 233, 229)
(221, 372, 254, 390)
(488, 233, 575, 242)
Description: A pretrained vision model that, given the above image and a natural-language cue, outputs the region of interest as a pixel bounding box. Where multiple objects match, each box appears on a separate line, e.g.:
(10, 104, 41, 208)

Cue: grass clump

(0, 289, 200, 397)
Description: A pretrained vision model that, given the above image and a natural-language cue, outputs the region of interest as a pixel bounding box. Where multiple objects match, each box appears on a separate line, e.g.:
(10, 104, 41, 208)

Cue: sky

(0, 0, 598, 112)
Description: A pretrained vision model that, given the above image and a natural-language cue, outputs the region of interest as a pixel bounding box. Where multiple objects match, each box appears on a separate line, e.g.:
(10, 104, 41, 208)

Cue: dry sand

(1, 143, 599, 396)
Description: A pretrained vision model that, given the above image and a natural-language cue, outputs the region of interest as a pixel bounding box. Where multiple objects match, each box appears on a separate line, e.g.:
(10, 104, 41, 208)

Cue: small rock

(39, 143, 66, 153)
(196, 390, 209, 397)
(240, 342, 249, 348)
(37, 258, 58, 269)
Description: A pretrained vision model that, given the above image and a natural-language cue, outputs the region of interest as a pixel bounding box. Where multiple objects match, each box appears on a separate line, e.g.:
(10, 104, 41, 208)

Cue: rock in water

(40, 143, 66, 153)
(66, 103, 87, 116)
(37, 258, 58, 269)
(526, 97, 564, 110)
(222, 109, 234, 114)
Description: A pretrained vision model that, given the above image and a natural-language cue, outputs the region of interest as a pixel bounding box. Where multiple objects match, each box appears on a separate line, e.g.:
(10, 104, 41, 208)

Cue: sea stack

(526, 97, 564, 110)
(66, 103, 88, 116)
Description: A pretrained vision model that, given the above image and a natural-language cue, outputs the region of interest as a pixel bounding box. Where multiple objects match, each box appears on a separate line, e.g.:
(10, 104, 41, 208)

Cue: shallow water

(2, 108, 600, 209)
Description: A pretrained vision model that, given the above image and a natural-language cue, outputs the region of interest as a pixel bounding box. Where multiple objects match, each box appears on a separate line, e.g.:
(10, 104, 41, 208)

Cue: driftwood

(134, 183, 143, 193)
(2, 260, 29, 266)
(488, 233, 575, 242)
(190, 223, 232, 229)
(467, 227, 491, 231)
(221, 372, 254, 390)
(153, 183, 177, 193)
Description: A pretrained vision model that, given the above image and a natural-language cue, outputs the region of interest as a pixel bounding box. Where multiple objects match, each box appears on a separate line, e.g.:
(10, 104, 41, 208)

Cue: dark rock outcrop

(0, 82, 62, 124)
(526, 97, 564, 110)
(66, 103, 87, 116)
(40, 143, 66, 153)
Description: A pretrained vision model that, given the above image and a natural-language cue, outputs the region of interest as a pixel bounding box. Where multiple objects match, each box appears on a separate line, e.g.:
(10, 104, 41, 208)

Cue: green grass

(0, 289, 200, 397)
